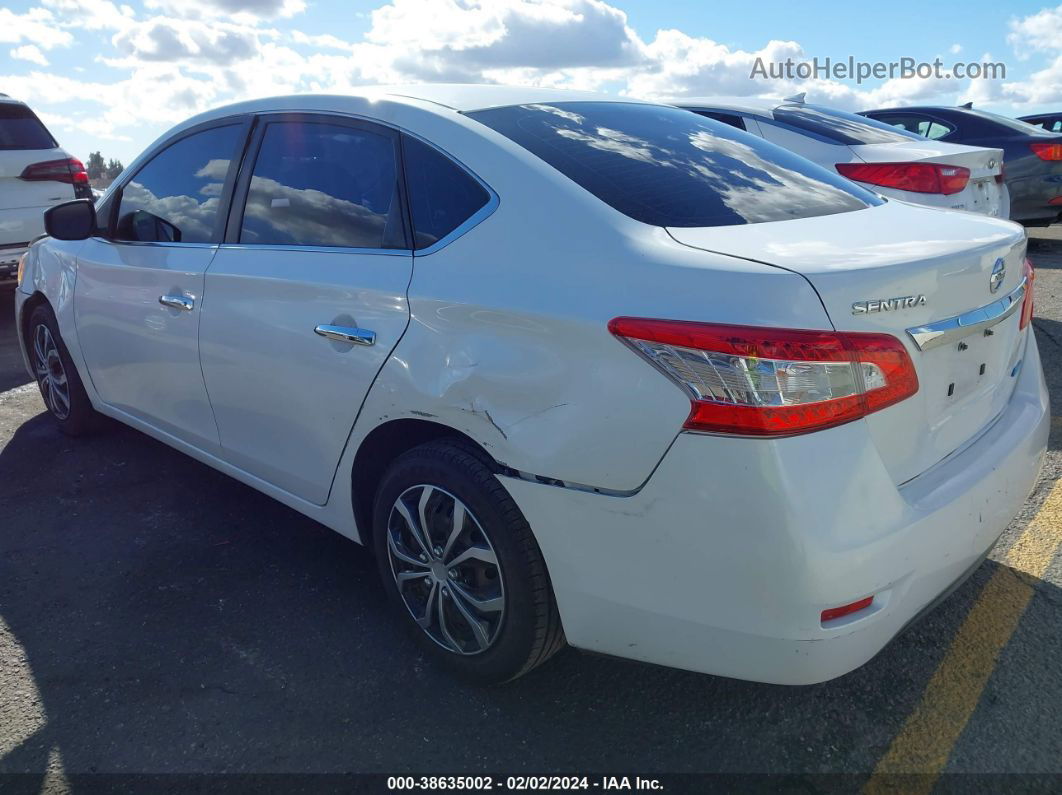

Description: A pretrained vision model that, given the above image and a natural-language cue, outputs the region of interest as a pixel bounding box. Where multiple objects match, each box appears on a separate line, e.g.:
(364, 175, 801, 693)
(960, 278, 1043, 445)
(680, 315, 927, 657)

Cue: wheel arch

(350, 418, 503, 541)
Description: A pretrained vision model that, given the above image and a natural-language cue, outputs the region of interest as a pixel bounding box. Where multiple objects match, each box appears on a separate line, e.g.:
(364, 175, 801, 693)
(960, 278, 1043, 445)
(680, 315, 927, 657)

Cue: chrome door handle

(159, 294, 194, 311)
(314, 324, 376, 346)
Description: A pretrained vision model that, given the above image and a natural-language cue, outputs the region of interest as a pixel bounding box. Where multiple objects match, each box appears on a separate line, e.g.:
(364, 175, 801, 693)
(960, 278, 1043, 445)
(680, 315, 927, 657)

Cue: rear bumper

(1008, 174, 1062, 223)
(500, 332, 1049, 684)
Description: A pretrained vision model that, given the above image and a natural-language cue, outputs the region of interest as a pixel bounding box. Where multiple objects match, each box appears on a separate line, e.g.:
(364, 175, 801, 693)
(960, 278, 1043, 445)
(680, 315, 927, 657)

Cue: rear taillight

(1021, 258, 1035, 330)
(608, 319, 919, 437)
(1030, 142, 1062, 161)
(20, 157, 89, 185)
(836, 162, 970, 195)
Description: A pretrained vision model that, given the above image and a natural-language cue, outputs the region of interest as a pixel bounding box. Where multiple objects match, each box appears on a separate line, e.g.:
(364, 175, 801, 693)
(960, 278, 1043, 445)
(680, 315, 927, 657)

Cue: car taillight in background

(1021, 258, 1035, 330)
(835, 162, 971, 195)
(1030, 142, 1062, 161)
(19, 157, 93, 199)
(609, 319, 919, 437)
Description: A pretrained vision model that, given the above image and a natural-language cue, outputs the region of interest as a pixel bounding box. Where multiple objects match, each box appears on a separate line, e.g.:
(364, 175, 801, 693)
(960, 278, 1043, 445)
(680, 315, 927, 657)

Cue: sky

(1, 0, 1061, 164)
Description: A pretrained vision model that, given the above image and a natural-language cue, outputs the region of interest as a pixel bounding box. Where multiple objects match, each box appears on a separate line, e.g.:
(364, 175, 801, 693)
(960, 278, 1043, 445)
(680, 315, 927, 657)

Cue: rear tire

(372, 440, 565, 683)
(26, 304, 102, 436)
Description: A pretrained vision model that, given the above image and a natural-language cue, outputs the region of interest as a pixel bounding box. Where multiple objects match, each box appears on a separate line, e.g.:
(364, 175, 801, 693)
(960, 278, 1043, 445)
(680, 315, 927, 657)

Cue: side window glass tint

(919, 121, 952, 139)
(115, 124, 241, 244)
(240, 120, 404, 249)
(402, 135, 489, 249)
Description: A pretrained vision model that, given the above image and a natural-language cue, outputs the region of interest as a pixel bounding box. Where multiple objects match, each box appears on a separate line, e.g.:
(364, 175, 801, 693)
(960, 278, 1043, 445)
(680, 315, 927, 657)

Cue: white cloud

(144, 0, 305, 20)
(10, 45, 49, 66)
(111, 17, 263, 64)
(1008, 5, 1062, 55)
(950, 43, 962, 54)
(0, 8, 74, 49)
(41, 0, 137, 30)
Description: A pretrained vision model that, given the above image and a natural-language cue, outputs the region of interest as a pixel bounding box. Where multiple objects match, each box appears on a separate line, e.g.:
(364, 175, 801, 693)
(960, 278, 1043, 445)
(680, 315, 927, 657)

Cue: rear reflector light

(608, 319, 919, 437)
(1049, 196, 1062, 206)
(821, 596, 874, 624)
(20, 157, 90, 185)
(836, 162, 970, 195)
(1021, 258, 1035, 330)
(1030, 142, 1062, 161)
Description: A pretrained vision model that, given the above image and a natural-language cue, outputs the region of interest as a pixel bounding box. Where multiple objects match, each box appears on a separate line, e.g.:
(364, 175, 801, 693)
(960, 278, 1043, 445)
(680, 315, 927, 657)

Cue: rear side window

(872, 114, 952, 140)
(467, 102, 881, 228)
(0, 104, 58, 150)
(239, 120, 405, 249)
(771, 104, 921, 145)
(402, 135, 490, 249)
(115, 124, 243, 244)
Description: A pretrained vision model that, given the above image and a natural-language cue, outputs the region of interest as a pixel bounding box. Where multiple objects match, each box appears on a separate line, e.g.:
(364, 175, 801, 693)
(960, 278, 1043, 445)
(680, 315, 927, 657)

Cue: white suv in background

(0, 95, 91, 287)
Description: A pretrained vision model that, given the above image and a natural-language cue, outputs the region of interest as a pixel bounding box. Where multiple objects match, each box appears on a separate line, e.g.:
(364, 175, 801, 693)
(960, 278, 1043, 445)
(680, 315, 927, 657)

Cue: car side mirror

(44, 199, 97, 241)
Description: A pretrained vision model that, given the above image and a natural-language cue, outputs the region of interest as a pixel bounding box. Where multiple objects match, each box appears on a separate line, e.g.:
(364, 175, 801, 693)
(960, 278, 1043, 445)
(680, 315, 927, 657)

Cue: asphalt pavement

(0, 230, 1060, 790)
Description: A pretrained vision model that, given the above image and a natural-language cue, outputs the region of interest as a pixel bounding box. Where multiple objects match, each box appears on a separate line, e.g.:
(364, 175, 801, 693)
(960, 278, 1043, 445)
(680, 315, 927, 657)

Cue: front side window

(0, 104, 58, 150)
(239, 120, 404, 249)
(468, 102, 881, 228)
(114, 124, 242, 244)
(402, 135, 490, 249)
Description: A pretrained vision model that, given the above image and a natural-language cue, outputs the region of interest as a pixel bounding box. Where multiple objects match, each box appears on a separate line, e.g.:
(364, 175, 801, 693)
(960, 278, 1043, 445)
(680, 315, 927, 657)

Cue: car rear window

(0, 104, 58, 150)
(467, 102, 881, 228)
(771, 104, 921, 145)
(963, 109, 1057, 137)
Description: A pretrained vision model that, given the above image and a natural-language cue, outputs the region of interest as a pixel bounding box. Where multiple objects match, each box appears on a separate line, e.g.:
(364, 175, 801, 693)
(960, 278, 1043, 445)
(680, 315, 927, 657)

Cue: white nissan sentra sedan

(15, 85, 1048, 685)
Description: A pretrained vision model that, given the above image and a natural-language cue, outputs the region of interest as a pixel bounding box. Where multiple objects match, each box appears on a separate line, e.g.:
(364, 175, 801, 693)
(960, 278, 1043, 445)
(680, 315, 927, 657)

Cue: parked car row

(860, 104, 1062, 227)
(15, 85, 1050, 686)
(4, 90, 1062, 294)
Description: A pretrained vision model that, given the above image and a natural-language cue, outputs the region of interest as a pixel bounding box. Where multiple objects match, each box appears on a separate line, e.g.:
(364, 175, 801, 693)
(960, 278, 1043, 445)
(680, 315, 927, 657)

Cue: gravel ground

(0, 228, 1060, 789)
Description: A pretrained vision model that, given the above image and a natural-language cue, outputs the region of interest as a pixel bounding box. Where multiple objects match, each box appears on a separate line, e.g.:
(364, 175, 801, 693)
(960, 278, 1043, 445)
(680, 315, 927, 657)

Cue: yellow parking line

(865, 477, 1062, 793)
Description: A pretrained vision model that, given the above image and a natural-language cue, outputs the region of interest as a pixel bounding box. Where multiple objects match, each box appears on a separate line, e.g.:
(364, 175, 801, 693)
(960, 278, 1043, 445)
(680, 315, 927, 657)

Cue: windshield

(772, 104, 921, 145)
(467, 102, 881, 228)
(0, 104, 58, 150)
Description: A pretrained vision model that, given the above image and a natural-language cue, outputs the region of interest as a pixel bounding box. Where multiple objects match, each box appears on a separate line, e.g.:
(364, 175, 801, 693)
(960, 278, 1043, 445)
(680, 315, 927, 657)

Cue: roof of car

(199, 84, 658, 120)
(663, 96, 785, 117)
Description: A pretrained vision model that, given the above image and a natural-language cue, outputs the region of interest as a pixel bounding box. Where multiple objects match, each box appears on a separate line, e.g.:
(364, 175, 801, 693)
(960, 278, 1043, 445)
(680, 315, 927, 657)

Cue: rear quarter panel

(345, 104, 836, 492)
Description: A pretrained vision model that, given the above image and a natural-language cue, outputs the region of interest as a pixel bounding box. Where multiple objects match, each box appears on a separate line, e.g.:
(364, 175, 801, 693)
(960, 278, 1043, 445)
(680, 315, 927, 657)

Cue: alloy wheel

(386, 484, 505, 655)
(32, 323, 71, 420)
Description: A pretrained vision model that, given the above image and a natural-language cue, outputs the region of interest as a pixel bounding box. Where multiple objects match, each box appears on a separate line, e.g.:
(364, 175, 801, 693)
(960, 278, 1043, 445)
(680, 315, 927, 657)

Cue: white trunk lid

(850, 140, 1007, 218)
(668, 201, 1029, 484)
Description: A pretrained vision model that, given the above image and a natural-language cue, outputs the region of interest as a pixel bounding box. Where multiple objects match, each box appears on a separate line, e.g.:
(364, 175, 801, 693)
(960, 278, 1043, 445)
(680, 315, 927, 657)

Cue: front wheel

(26, 304, 102, 436)
(372, 440, 565, 683)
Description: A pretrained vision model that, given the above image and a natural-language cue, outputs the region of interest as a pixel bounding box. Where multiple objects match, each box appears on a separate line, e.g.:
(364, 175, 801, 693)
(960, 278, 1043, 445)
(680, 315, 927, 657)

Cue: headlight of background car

(16, 252, 27, 288)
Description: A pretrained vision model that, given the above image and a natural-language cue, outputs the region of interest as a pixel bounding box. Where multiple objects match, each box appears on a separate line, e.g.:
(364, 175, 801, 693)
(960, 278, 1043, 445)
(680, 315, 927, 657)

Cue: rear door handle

(314, 324, 376, 346)
(159, 294, 194, 311)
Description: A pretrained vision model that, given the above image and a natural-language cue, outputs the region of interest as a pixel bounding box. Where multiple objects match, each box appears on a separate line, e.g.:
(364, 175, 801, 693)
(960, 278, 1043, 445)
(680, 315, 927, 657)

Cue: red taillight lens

(608, 319, 919, 437)
(821, 596, 874, 624)
(1020, 258, 1035, 330)
(836, 162, 970, 195)
(1030, 142, 1062, 161)
(19, 157, 89, 185)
